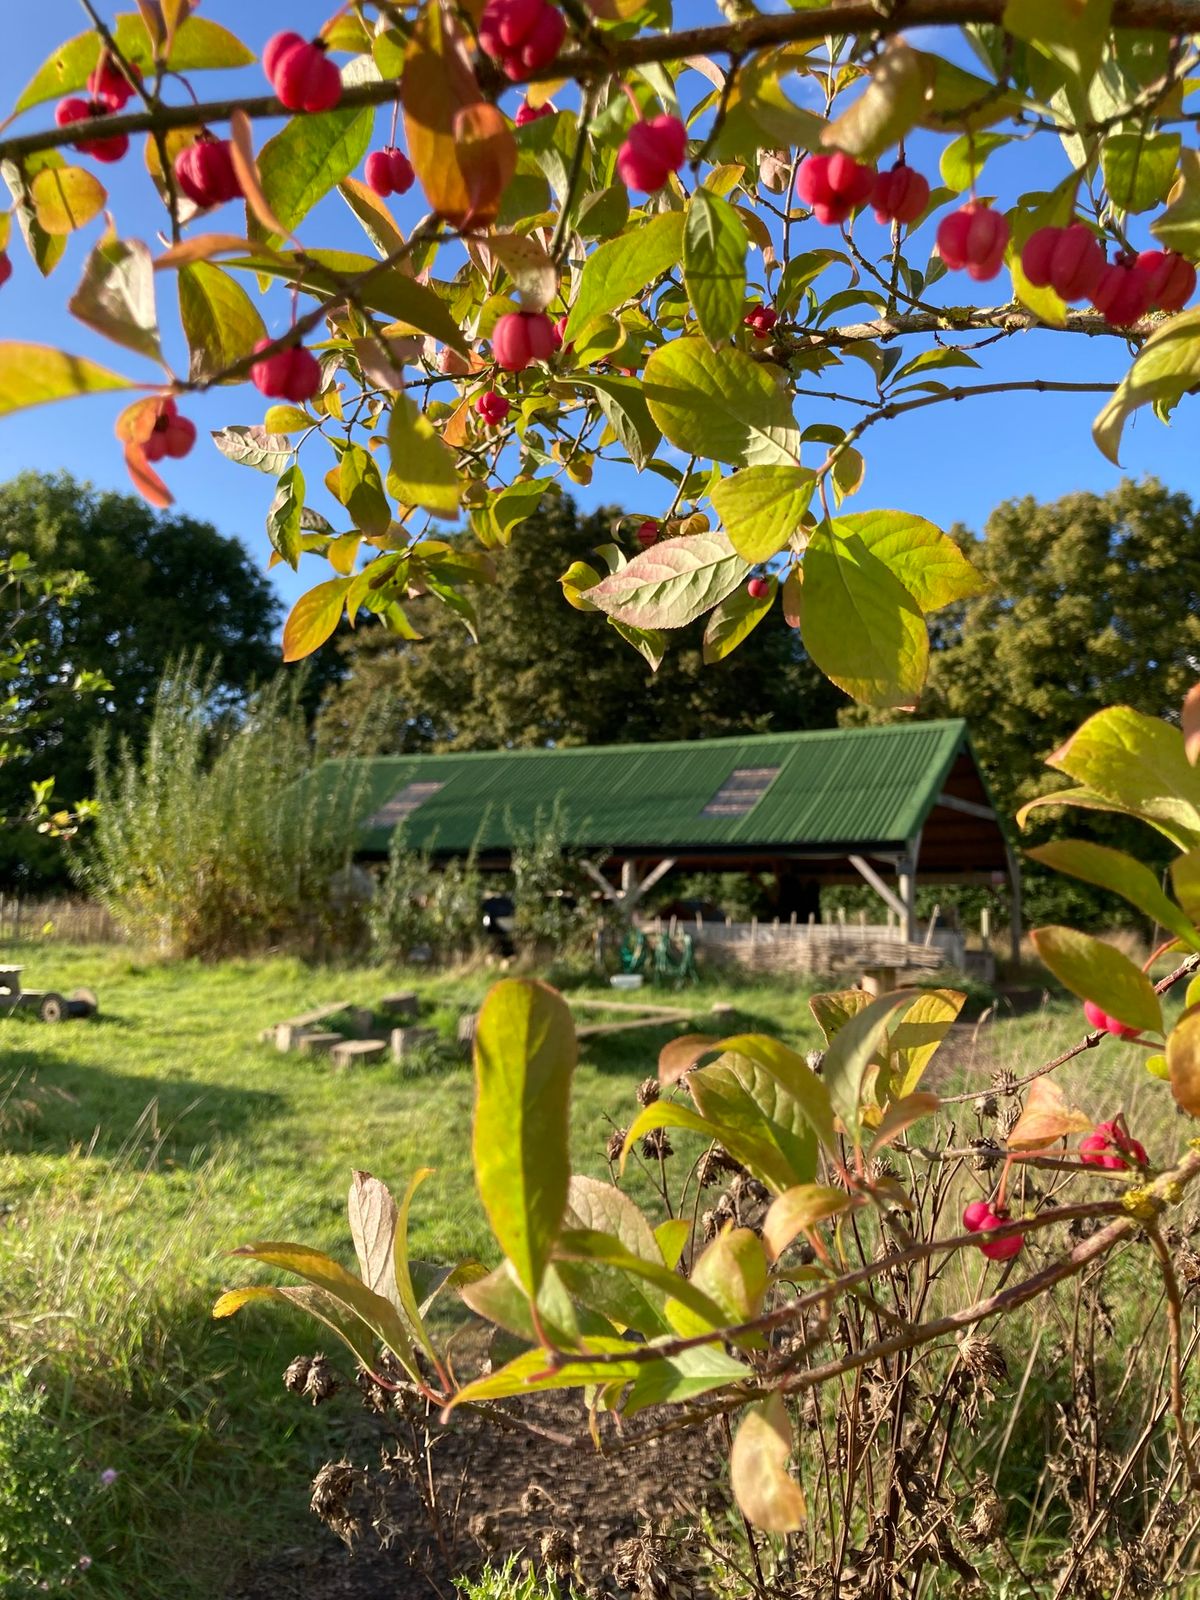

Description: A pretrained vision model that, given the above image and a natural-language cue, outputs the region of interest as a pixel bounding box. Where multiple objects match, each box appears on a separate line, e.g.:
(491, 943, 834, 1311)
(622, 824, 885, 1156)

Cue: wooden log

(457, 1013, 479, 1053)
(380, 991, 419, 1020)
(276, 1002, 352, 1030)
(391, 1026, 439, 1064)
(332, 1039, 387, 1070)
(295, 1030, 344, 1056)
(347, 1006, 376, 1038)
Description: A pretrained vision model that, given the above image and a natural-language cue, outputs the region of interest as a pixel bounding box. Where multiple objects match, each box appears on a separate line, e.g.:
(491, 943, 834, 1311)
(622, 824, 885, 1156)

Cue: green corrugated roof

(331, 721, 974, 857)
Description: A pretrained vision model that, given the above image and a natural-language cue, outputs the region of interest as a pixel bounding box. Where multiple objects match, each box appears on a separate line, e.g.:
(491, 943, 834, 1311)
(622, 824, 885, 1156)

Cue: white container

(610, 973, 644, 990)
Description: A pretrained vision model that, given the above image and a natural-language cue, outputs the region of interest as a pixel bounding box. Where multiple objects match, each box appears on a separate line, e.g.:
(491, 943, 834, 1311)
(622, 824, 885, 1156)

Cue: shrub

(368, 836, 484, 964)
(509, 805, 607, 959)
(77, 660, 368, 959)
(0, 1373, 87, 1593)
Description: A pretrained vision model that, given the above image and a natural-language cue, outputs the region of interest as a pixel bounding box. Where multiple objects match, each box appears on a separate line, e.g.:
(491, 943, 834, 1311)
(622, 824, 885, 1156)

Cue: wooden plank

(277, 1001, 352, 1029)
(576, 1011, 692, 1039)
(568, 998, 699, 1018)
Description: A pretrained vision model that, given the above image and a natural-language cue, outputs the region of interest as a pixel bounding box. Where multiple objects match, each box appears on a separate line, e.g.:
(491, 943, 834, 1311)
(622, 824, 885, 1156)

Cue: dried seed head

(636, 1076, 661, 1107)
(641, 1127, 673, 1160)
(303, 1352, 339, 1405)
(310, 1459, 367, 1547)
(283, 1354, 312, 1395)
(958, 1332, 1008, 1387)
(1178, 1243, 1200, 1289)
(964, 1478, 1006, 1546)
(606, 1128, 628, 1164)
(998, 1101, 1022, 1138)
(354, 1368, 392, 1414)
(978, 1094, 999, 1121)
(969, 1137, 1003, 1171)
(697, 1144, 740, 1187)
(991, 1068, 1018, 1096)
(540, 1528, 574, 1572)
(701, 1209, 719, 1242)
(520, 1484, 552, 1515)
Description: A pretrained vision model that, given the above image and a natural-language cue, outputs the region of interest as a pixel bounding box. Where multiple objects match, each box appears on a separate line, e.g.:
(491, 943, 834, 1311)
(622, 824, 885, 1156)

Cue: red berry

(491, 310, 557, 371)
(796, 152, 875, 225)
(478, 0, 565, 80)
(747, 576, 771, 599)
(936, 203, 1010, 281)
(978, 1212, 1023, 1261)
(87, 53, 140, 111)
(1136, 248, 1196, 312)
(475, 389, 510, 426)
(1091, 258, 1153, 325)
(265, 35, 342, 114)
(1020, 222, 1105, 302)
(616, 115, 688, 194)
(962, 1200, 992, 1233)
(364, 147, 415, 199)
(1083, 999, 1141, 1039)
(0, 253, 11, 290)
(744, 305, 778, 339)
(55, 96, 128, 163)
(515, 98, 554, 126)
(163, 414, 197, 460)
(635, 520, 658, 549)
(1081, 1119, 1147, 1170)
(174, 135, 242, 208)
(250, 339, 322, 403)
(871, 163, 930, 226)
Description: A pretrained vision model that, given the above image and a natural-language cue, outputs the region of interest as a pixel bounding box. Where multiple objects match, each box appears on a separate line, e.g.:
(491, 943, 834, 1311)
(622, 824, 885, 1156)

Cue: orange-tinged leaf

(115, 394, 163, 446)
(762, 1184, 850, 1260)
(730, 1395, 806, 1532)
(155, 234, 259, 269)
(868, 1091, 940, 1154)
(658, 1033, 720, 1086)
(1168, 1003, 1200, 1115)
(1185, 683, 1200, 766)
(230, 109, 290, 243)
(123, 440, 172, 509)
(455, 103, 518, 229)
(282, 578, 352, 662)
(1005, 1078, 1093, 1152)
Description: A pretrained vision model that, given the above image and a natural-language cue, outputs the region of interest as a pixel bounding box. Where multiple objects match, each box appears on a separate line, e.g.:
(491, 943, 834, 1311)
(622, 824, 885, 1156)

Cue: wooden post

(1006, 844, 1023, 965)
(980, 906, 991, 951)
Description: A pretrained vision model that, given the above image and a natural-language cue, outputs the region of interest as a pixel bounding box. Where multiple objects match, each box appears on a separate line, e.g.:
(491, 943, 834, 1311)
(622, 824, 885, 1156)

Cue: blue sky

(0, 3, 1196, 632)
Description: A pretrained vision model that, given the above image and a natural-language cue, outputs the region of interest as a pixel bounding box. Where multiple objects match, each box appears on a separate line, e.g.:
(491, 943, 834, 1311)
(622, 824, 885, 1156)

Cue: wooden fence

(0, 897, 122, 945)
(639, 911, 968, 975)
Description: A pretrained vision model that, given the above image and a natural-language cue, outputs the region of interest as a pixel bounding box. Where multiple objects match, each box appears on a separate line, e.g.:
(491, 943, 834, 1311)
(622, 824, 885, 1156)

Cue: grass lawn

(0, 943, 1175, 1597)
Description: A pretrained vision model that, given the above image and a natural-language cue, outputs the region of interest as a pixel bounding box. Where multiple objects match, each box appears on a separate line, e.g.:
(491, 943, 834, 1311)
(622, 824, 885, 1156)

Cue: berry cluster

(744, 305, 778, 340)
(174, 134, 242, 209)
(141, 397, 196, 463)
(1083, 999, 1142, 1039)
(263, 33, 342, 114)
(477, 0, 565, 80)
(617, 115, 688, 194)
(475, 390, 510, 427)
(55, 97, 129, 163)
(250, 340, 322, 404)
(491, 311, 558, 372)
(1023, 224, 1194, 325)
(962, 1199, 1023, 1260)
(364, 148, 415, 199)
(1079, 1117, 1148, 1171)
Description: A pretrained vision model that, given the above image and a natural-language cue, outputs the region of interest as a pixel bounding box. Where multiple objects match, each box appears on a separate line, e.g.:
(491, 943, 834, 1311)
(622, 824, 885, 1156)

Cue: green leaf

(643, 338, 800, 468)
(556, 1175, 673, 1336)
(585, 531, 748, 631)
(939, 132, 1011, 192)
(688, 1053, 819, 1194)
(1028, 839, 1200, 950)
(212, 425, 294, 476)
(1172, 852, 1200, 921)
(387, 396, 461, 517)
(821, 41, 930, 161)
(683, 189, 748, 348)
(0, 343, 131, 416)
(655, 1219, 690, 1271)
(684, 1227, 768, 1334)
(623, 1345, 749, 1415)
(213, 1284, 379, 1370)
(228, 251, 468, 353)
(29, 165, 106, 235)
(178, 261, 266, 384)
(266, 463, 305, 569)
(572, 374, 661, 470)
(67, 236, 162, 364)
(263, 405, 312, 434)
(832, 510, 988, 612)
(1168, 1005, 1200, 1115)
(810, 989, 870, 1045)
(1003, 0, 1113, 87)
(340, 442, 391, 537)
(610, 619, 667, 670)
(762, 1184, 851, 1261)
(447, 1341, 642, 1408)
(821, 991, 919, 1143)
(712, 1034, 836, 1152)
(1101, 131, 1181, 214)
(730, 1396, 806, 1533)
(460, 1260, 587, 1347)
(1045, 705, 1200, 849)
(1030, 926, 1163, 1033)
(1093, 309, 1200, 466)
(227, 1240, 419, 1375)
(557, 1229, 731, 1333)
(16, 15, 254, 113)
(798, 524, 928, 709)
(392, 1168, 440, 1361)
(251, 107, 374, 248)
(711, 465, 815, 563)
(473, 979, 575, 1299)
(887, 989, 966, 1100)
(282, 577, 351, 663)
(563, 212, 684, 342)
(3, 155, 66, 277)
(1151, 149, 1200, 258)
(702, 581, 773, 664)
(339, 177, 406, 259)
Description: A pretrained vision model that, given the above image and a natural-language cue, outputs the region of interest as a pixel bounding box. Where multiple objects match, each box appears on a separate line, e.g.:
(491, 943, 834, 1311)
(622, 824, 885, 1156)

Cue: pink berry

(747, 576, 771, 600)
(87, 53, 140, 112)
(743, 305, 778, 339)
(475, 389, 510, 426)
(0, 253, 11, 290)
(871, 163, 929, 226)
(978, 1213, 1023, 1261)
(936, 203, 1010, 281)
(364, 147, 415, 199)
(616, 115, 688, 194)
(250, 339, 322, 403)
(1091, 258, 1154, 325)
(515, 98, 554, 126)
(1020, 222, 1105, 303)
(478, 0, 565, 80)
(635, 520, 658, 549)
(962, 1200, 992, 1233)
(174, 135, 242, 208)
(491, 310, 557, 371)
(1081, 1118, 1147, 1170)
(55, 96, 129, 163)
(265, 34, 342, 114)
(1136, 248, 1197, 312)
(796, 152, 875, 226)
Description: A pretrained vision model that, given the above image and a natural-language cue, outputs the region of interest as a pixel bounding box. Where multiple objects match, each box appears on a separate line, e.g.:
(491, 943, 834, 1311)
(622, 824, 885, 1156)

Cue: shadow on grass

(0, 1048, 284, 1162)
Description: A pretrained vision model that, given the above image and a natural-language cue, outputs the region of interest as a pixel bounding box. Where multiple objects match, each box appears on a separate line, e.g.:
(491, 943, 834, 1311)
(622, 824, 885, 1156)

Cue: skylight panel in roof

(367, 780, 445, 829)
(701, 766, 780, 817)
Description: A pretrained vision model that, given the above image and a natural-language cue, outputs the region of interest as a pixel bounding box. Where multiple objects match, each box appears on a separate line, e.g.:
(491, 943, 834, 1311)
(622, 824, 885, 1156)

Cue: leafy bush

(77, 661, 368, 959)
(510, 805, 606, 959)
(0, 1373, 87, 1593)
(368, 836, 484, 964)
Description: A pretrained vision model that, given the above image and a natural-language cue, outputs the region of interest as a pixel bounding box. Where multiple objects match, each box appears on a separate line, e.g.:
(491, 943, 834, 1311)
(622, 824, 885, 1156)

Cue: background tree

(316, 494, 844, 755)
(0, 471, 288, 887)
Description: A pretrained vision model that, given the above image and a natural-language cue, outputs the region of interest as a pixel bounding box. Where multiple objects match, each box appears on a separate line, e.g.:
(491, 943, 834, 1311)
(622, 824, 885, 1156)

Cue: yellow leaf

(1006, 1078, 1093, 1151)
(730, 1396, 806, 1532)
(30, 166, 106, 235)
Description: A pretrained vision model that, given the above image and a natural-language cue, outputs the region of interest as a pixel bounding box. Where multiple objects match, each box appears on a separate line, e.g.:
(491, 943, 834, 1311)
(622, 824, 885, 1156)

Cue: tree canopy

(0, 471, 282, 885)
(316, 493, 843, 755)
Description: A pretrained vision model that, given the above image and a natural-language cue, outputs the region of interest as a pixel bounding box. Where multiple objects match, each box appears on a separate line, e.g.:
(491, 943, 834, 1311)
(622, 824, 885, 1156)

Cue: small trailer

(0, 966, 98, 1022)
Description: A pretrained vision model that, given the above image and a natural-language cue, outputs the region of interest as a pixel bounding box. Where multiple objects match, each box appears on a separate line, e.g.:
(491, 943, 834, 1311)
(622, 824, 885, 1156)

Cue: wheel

(68, 988, 99, 1017)
(38, 993, 66, 1023)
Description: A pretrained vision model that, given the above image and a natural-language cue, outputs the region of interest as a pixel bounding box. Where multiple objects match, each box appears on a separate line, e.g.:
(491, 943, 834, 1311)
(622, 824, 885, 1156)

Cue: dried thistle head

(963, 1476, 1006, 1546)
(301, 1352, 339, 1405)
(641, 1127, 673, 1160)
(283, 1354, 312, 1395)
(957, 1331, 1008, 1388)
(310, 1459, 368, 1547)
(991, 1068, 1018, 1096)
(696, 1144, 740, 1187)
(969, 1137, 1003, 1171)
(355, 1368, 392, 1415)
(606, 1127, 629, 1164)
(636, 1076, 661, 1107)
(540, 1527, 575, 1573)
